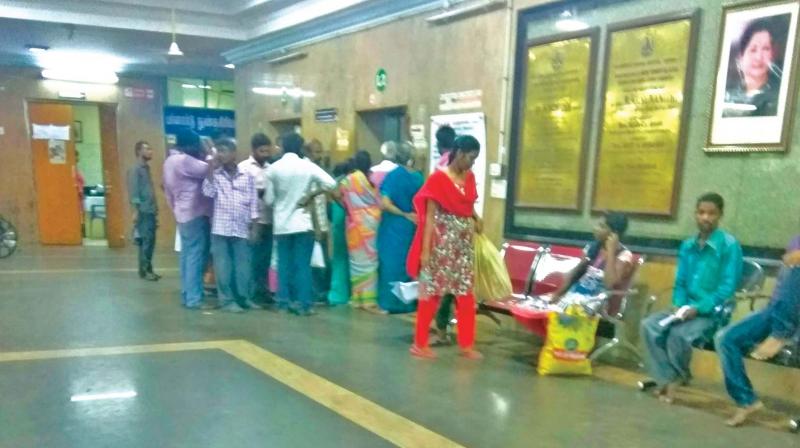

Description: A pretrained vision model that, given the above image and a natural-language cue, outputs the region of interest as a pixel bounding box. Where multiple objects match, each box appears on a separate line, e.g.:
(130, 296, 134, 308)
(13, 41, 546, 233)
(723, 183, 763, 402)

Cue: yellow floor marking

(0, 340, 464, 447)
(224, 340, 465, 448)
(0, 340, 229, 362)
(0, 268, 179, 275)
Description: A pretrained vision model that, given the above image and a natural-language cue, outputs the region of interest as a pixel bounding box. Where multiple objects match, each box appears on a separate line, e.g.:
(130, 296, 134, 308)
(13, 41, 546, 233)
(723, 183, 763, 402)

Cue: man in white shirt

(239, 133, 274, 303)
(264, 133, 336, 315)
(369, 140, 398, 191)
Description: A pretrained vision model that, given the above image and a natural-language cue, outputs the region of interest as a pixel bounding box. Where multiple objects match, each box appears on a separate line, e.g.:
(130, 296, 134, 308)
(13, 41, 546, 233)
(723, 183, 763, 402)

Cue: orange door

(99, 104, 125, 248)
(29, 102, 82, 245)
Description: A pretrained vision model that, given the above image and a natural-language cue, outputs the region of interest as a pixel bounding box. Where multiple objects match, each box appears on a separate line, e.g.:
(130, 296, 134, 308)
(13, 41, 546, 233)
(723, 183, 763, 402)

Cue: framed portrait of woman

(707, 0, 800, 152)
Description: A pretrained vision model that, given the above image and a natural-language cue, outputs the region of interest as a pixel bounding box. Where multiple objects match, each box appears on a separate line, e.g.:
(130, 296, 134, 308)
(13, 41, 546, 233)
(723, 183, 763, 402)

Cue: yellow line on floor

(224, 340, 464, 448)
(0, 340, 464, 447)
(0, 268, 179, 275)
(0, 340, 228, 362)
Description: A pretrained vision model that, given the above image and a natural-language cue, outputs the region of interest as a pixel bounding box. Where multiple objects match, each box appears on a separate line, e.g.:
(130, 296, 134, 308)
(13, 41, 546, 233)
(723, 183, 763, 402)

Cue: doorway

(355, 106, 407, 162)
(28, 101, 124, 248)
(270, 118, 302, 138)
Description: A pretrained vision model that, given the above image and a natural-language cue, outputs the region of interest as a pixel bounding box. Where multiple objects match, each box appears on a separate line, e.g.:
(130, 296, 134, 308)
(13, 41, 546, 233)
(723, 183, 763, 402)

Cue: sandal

(409, 345, 437, 359)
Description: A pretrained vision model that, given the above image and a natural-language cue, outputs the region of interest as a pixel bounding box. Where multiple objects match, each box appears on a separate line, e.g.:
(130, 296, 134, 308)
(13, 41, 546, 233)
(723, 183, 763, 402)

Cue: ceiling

(0, 0, 379, 79)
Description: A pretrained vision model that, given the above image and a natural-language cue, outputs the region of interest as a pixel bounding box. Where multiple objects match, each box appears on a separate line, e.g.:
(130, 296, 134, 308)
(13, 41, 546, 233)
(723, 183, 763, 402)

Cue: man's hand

(677, 306, 698, 321)
(783, 249, 800, 266)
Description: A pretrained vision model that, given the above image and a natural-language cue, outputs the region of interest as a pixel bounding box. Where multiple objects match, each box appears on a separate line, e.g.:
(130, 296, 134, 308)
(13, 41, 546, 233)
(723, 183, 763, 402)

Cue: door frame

(26, 99, 125, 248)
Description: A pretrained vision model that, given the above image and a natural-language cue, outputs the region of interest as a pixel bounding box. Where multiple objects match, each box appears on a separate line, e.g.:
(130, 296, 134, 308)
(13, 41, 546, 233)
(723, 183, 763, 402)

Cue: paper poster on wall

(48, 139, 67, 164)
(336, 127, 350, 152)
(32, 124, 71, 140)
(429, 112, 488, 216)
(410, 124, 427, 150)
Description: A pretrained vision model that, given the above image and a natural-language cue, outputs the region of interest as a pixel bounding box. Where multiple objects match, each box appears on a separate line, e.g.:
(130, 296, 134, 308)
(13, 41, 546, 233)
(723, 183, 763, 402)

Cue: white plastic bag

(311, 241, 326, 268)
(390, 281, 419, 304)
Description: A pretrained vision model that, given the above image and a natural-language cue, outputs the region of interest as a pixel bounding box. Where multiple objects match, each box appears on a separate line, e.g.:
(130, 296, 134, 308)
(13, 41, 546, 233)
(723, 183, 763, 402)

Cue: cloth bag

(538, 305, 599, 376)
(390, 281, 419, 304)
(473, 233, 513, 301)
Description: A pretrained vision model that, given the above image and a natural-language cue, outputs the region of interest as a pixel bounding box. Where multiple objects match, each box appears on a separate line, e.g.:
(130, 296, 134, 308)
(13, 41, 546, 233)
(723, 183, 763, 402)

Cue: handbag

(311, 241, 326, 268)
(473, 234, 513, 301)
(390, 281, 419, 304)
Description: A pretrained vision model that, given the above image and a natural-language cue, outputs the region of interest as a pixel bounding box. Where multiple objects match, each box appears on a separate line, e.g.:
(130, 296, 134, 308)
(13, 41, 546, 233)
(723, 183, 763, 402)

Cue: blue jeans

(640, 311, 716, 386)
(212, 235, 252, 307)
(178, 216, 210, 307)
(276, 231, 315, 311)
(249, 223, 273, 300)
(135, 212, 157, 275)
(715, 266, 800, 406)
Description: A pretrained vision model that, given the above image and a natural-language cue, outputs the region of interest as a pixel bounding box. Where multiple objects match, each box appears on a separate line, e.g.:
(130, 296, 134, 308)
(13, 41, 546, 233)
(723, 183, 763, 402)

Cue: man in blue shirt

(641, 193, 743, 403)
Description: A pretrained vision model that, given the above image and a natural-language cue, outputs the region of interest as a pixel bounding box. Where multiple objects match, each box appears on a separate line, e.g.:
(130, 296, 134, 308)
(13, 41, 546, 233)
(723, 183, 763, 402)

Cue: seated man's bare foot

(655, 383, 677, 404)
(725, 401, 764, 427)
(751, 337, 788, 360)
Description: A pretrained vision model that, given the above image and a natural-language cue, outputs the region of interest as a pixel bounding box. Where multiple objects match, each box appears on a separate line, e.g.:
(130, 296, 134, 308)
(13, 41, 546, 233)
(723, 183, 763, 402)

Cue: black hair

(280, 132, 304, 156)
(697, 192, 725, 213)
(251, 133, 271, 151)
(352, 150, 372, 175)
(605, 212, 629, 236)
(134, 140, 149, 156)
(737, 18, 774, 57)
(448, 135, 481, 164)
(333, 161, 351, 177)
(435, 125, 456, 155)
(215, 138, 237, 153)
(176, 128, 202, 157)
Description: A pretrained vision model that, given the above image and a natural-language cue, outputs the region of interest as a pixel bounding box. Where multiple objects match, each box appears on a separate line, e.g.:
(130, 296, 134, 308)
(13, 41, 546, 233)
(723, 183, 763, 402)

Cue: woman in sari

(408, 135, 483, 359)
(339, 150, 382, 309)
(377, 142, 423, 313)
(327, 162, 352, 305)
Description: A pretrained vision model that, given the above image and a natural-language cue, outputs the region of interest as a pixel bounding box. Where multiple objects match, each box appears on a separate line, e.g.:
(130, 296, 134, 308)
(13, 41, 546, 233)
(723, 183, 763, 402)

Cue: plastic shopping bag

(537, 305, 599, 376)
(473, 234, 513, 301)
(311, 241, 326, 268)
(390, 281, 419, 304)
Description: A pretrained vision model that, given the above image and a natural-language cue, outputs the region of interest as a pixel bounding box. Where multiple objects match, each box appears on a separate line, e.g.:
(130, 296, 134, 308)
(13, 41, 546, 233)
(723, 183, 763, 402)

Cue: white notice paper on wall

(32, 124, 71, 140)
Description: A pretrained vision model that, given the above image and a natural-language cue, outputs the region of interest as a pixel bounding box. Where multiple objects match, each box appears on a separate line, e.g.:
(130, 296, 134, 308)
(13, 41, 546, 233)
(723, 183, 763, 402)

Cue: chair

(528, 248, 583, 296)
(88, 204, 107, 239)
(500, 241, 546, 299)
(588, 254, 646, 366)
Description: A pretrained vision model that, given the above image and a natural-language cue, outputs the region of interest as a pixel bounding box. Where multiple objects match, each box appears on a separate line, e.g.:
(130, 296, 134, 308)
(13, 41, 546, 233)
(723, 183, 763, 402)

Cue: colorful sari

(327, 201, 351, 305)
(377, 167, 423, 313)
(340, 170, 381, 304)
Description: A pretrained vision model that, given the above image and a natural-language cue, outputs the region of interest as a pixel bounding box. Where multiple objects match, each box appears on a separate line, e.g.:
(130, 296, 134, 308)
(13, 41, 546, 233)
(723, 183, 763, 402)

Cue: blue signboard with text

(163, 106, 236, 139)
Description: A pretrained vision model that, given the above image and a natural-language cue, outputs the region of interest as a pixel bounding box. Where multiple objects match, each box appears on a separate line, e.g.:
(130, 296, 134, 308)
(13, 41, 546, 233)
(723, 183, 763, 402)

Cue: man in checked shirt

(202, 138, 262, 313)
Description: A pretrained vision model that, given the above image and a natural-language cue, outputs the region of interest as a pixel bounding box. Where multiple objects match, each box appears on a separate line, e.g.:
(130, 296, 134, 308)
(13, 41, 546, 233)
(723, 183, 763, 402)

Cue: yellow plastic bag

(473, 234, 513, 301)
(537, 305, 599, 376)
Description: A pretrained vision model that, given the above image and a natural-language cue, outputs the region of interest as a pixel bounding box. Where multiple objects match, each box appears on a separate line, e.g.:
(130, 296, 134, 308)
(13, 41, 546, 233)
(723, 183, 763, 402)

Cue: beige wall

(0, 67, 174, 248)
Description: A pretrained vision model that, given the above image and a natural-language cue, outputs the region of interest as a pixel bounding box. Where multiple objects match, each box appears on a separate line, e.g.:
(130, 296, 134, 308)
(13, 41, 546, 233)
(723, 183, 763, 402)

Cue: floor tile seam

(0, 339, 234, 362)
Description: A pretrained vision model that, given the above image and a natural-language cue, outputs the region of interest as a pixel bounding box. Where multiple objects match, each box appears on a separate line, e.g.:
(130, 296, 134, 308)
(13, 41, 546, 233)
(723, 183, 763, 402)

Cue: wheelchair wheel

(0, 217, 18, 259)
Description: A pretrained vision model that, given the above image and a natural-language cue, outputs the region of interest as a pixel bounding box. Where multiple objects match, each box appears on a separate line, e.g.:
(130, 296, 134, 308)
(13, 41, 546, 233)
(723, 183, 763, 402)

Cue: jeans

(178, 216, 210, 307)
(276, 231, 315, 312)
(135, 212, 157, 275)
(249, 223, 273, 300)
(640, 311, 716, 386)
(212, 235, 252, 307)
(312, 233, 331, 302)
(715, 266, 800, 406)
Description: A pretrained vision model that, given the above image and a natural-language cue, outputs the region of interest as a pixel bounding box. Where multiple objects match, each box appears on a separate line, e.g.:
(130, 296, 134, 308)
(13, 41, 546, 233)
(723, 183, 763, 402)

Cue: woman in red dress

(407, 135, 483, 359)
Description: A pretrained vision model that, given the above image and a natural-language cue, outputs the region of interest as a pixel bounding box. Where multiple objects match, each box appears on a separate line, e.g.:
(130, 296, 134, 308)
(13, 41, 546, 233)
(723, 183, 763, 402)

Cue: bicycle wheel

(0, 217, 18, 258)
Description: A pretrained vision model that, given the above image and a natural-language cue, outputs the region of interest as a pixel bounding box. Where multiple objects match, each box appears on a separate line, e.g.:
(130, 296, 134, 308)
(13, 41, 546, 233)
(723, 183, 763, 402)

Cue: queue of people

(147, 125, 796, 429)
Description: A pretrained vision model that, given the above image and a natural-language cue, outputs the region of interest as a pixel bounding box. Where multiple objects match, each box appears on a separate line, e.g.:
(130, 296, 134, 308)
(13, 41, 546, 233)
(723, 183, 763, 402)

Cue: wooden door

(99, 104, 125, 248)
(28, 102, 82, 245)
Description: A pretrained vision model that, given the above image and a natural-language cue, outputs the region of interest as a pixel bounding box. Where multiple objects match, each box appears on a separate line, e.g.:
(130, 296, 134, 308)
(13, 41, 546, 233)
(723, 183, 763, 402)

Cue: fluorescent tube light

(71, 391, 137, 402)
(42, 69, 118, 85)
(426, 0, 505, 23)
(224, 63, 235, 69)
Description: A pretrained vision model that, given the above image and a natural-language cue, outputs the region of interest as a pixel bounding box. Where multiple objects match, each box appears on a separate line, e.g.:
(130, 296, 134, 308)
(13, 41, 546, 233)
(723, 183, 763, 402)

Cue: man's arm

(263, 169, 275, 207)
(310, 163, 336, 190)
(201, 173, 217, 198)
(127, 168, 140, 207)
(672, 243, 690, 308)
(248, 176, 259, 222)
(180, 156, 210, 180)
(691, 240, 743, 315)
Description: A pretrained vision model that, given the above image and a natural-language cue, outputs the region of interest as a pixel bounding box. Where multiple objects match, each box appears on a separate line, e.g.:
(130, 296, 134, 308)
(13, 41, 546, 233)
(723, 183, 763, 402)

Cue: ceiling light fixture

(252, 86, 315, 98)
(224, 63, 235, 69)
(555, 10, 589, 32)
(26, 45, 49, 54)
(42, 68, 119, 85)
(181, 83, 198, 89)
(264, 52, 307, 65)
(426, 0, 506, 24)
(168, 9, 184, 56)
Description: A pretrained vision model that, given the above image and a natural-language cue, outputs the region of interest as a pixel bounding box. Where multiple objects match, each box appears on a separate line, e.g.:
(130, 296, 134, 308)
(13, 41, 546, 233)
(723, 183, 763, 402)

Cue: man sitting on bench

(640, 192, 743, 404)
(715, 236, 800, 427)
